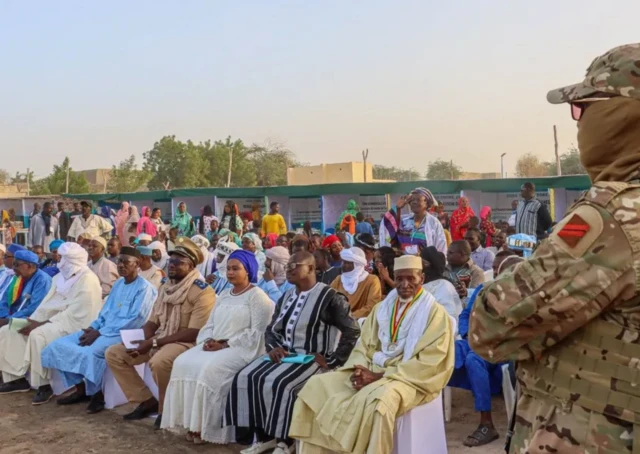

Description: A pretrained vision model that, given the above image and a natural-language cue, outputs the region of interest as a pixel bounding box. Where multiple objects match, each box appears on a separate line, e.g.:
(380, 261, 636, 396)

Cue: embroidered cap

(394, 255, 423, 271)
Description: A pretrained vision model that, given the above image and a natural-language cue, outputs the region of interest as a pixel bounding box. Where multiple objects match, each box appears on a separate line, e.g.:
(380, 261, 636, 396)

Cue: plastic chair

(298, 393, 447, 454)
(103, 363, 159, 409)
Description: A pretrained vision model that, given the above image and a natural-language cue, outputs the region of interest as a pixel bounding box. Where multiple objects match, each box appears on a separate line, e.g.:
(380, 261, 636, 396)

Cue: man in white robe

(87, 236, 118, 298)
(290, 255, 455, 454)
(0, 243, 102, 405)
(27, 202, 60, 252)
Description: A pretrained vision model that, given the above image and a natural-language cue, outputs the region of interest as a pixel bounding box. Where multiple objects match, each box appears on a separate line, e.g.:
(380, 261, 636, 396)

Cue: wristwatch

(152, 338, 158, 349)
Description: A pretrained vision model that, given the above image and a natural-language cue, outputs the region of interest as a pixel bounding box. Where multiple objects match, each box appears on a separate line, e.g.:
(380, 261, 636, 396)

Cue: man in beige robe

(330, 247, 381, 319)
(0, 243, 102, 405)
(291, 255, 454, 454)
(87, 236, 118, 298)
(136, 246, 164, 289)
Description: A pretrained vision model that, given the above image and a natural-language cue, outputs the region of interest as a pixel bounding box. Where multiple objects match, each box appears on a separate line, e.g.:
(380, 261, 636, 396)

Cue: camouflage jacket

(469, 181, 640, 364)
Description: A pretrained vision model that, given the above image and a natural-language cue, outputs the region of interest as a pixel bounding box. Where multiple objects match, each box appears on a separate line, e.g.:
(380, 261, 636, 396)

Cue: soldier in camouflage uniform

(470, 43, 640, 453)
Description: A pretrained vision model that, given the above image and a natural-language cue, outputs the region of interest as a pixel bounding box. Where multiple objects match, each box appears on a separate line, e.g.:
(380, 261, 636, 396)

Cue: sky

(1, 1, 639, 180)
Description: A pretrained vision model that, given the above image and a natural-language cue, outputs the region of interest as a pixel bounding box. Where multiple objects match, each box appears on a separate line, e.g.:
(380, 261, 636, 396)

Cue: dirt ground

(0, 387, 506, 454)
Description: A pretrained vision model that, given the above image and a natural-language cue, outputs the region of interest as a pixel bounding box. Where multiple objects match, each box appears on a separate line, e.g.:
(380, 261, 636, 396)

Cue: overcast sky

(1, 1, 638, 179)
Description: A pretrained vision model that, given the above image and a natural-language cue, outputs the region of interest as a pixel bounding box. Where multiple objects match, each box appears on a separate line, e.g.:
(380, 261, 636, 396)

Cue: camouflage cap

(547, 43, 640, 104)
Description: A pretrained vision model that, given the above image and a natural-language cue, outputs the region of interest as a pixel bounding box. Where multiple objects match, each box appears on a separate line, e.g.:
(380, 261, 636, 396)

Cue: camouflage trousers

(510, 393, 637, 454)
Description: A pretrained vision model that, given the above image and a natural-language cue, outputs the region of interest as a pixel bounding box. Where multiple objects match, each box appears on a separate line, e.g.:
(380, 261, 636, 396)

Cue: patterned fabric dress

(224, 283, 360, 440)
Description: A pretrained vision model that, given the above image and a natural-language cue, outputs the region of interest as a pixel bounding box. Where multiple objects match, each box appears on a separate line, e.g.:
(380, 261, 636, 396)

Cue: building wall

(459, 172, 502, 180)
(288, 162, 378, 185)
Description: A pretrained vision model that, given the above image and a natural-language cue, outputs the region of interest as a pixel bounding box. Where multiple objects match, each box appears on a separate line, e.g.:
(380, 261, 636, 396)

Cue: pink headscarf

(480, 206, 491, 221)
(137, 206, 158, 238)
(115, 202, 130, 242)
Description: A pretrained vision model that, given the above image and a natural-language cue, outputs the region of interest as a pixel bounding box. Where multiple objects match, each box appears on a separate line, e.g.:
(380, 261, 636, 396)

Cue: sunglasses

(286, 262, 311, 271)
(570, 96, 615, 121)
(168, 257, 190, 266)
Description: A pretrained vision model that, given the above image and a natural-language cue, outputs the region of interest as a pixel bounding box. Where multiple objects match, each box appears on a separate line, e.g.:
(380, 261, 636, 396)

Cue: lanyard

(389, 289, 423, 343)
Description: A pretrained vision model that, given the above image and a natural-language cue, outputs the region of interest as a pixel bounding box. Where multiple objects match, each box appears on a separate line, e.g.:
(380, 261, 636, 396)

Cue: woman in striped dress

(224, 251, 361, 454)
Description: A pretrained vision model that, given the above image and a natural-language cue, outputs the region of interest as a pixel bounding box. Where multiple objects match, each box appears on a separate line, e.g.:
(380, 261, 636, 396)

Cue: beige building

(79, 169, 111, 192)
(287, 162, 393, 185)
(0, 184, 27, 198)
(459, 171, 502, 180)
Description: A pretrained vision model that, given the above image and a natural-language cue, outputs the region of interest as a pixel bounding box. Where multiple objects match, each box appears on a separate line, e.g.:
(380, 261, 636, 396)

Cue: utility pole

(26, 168, 30, 196)
(65, 165, 70, 193)
(362, 148, 369, 182)
(226, 146, 233, 188)
(500, 153, 507, 178)
(553, 125, 561, 176)
(450, 160, 454, 180)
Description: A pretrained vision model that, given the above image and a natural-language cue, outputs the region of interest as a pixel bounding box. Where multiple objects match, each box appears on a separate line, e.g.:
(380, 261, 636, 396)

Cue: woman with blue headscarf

(99, 206, 117, 237)
(162, 249, 274, 445)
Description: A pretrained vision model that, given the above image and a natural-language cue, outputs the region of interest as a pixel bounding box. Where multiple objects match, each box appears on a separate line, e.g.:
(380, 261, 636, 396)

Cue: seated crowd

(0, 191, 535, 453)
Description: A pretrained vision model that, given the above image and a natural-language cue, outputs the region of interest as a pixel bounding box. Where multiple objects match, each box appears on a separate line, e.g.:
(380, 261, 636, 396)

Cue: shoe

(0, 378, 31, 394)
(86, 392, 105, 414)
(123, 399, 159, 421)
(240, 440, 278, 454)
(153, 414, 162, 431)
(56, 389, 90, 405)
(32, 385, 53, 405)
(193, 436, 205, 445)
(272, 441, 296, 454)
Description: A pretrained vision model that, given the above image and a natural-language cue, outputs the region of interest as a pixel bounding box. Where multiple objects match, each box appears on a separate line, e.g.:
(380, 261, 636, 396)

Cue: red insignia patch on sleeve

(557, 214, 590, 248)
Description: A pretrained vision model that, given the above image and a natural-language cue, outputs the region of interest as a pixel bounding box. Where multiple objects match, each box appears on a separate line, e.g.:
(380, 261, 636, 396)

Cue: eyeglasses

(286, 262, 311, 271)
(570, 96, 615, 121)
(168, 257, 189, 266)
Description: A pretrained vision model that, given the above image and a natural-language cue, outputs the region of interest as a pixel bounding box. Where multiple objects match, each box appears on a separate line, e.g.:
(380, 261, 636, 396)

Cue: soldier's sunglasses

(570, 96, 616, 121)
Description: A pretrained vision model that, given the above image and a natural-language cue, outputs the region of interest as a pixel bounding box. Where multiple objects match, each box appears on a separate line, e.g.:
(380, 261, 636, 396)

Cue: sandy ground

(0, 387, 506, 454)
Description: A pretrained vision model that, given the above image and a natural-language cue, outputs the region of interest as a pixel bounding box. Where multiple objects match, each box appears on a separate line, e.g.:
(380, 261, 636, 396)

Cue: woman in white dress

(420, 246, 463, 324)
(161, 249, 275, 444)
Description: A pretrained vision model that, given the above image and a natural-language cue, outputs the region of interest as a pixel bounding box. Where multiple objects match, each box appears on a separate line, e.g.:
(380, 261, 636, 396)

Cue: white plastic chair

(103, 363, 159, 409)
(298, 393, 447, 454)
(444, 364, 515, 424)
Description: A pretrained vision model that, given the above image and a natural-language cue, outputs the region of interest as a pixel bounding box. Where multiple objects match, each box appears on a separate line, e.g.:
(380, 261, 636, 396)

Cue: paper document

(120, 329, 145, 349)
(9, 318, 30, 332)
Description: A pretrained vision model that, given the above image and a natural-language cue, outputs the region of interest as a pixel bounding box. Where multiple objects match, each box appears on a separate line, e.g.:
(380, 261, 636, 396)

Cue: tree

(246, 140, 304, 187)
(373, 165, 422, 182)
(545, 147, 586, 176)
(143, 136, 209, 190)
(10, 170, 34, 184)
(426, 159, 462, 180)
(201, 137, 257, 188)
(0, 169, 9, 185)
(30, 157, 91, 195)
(108, 155, 152, 193)
(515, 153, 550, 178)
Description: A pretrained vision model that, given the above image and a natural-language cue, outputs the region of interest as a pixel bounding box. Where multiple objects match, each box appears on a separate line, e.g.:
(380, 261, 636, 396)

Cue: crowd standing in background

(0, 175, 562, 453)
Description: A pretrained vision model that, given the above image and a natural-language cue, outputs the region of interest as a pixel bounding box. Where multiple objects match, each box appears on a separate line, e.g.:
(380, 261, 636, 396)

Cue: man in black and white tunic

(225, 251, 361, 454)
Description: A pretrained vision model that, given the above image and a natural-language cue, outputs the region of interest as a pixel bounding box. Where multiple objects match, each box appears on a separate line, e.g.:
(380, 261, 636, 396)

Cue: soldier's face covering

(578, 97, 640, 183)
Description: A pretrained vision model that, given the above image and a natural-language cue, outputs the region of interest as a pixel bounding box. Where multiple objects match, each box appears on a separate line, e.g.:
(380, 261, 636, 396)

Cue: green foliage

(0, 169, 9, 184)
(143, 136, 209, 190)
(515, 153, 549, 178)
(30, 157, 90, 195)
(201, 137, 257, 188)
(545, 147, 586, 176)
(373, 165, 422, 182)
(426, 159, 462, 180)
(108, 155, 151, 193)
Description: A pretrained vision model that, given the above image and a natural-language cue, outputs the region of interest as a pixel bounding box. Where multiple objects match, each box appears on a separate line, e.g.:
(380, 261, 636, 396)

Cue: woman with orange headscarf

(450, 196, 475, 241)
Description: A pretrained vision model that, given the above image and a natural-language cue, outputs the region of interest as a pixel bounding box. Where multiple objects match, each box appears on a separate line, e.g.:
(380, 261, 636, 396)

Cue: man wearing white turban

(149, 241, 169, 274)
(206, 242, 240, 295)
(330, 247, 382, 319)
(0, 242, 102, 405)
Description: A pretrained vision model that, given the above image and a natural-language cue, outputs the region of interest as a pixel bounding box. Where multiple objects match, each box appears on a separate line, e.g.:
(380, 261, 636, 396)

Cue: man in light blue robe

(208, 242, 238, 295)
(41, 246, 157, 414)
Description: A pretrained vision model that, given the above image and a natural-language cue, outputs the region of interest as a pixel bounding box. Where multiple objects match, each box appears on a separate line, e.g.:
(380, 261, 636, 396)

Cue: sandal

(463, 425, 499, 447)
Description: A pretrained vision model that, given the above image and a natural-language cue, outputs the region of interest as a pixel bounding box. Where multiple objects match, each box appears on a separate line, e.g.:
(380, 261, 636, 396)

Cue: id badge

(403, 245, 419, 255)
